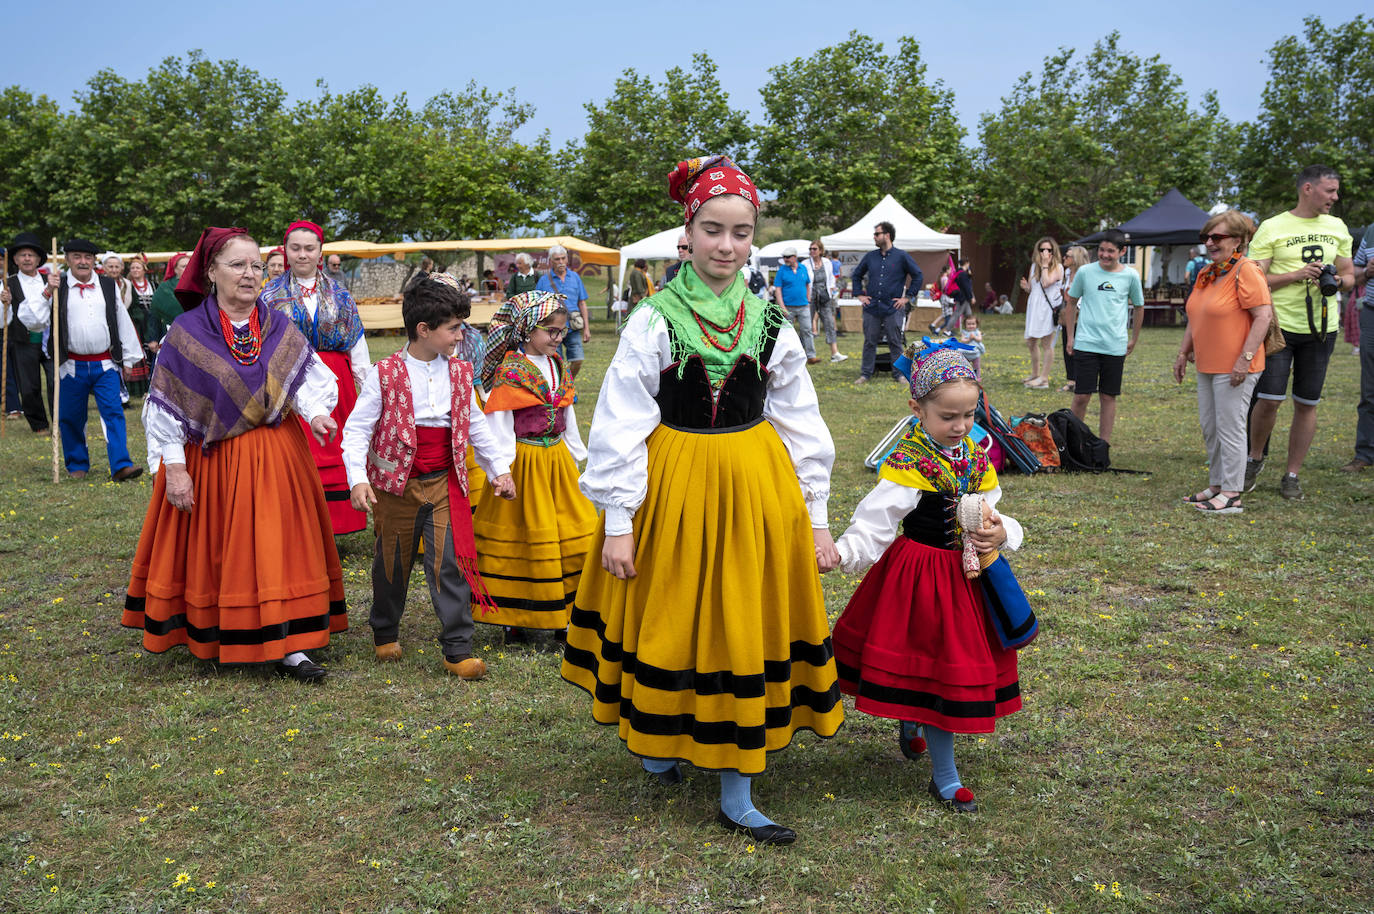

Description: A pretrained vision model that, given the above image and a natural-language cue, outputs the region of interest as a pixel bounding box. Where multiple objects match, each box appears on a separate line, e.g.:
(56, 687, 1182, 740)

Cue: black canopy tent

(1076, 188, 1211, 246)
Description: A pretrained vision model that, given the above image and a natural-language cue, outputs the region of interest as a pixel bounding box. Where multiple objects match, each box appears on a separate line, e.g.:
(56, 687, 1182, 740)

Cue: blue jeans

(58, 360, 133, 474)
(560, 331, 585, 362)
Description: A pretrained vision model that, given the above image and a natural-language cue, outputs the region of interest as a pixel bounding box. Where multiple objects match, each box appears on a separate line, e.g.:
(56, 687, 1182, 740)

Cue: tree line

(1, 16, 1368, 265)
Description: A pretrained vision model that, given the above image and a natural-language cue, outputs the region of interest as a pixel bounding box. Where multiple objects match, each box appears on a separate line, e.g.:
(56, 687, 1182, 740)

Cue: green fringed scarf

(634, 262, 784, 384)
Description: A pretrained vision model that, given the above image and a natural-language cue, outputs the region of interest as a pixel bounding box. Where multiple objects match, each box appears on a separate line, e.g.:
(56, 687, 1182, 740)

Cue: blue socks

(719, 771, 776, 828)
(641, 757, 676, 774)
(925, 725, 963, 799)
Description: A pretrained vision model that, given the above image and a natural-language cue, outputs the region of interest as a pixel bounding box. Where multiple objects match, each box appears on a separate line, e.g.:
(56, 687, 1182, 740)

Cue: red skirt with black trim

(303, 349, 367, 536)
(832, 536, 1020, 734)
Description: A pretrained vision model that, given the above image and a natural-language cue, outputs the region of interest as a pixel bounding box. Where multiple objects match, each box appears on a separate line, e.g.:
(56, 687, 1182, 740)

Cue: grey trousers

(814, 298, 838, 345)
(785, 304, 816, 358)
(1356, 305, 1374, 463)
(861, 307, 906, 378)
(369, 471, 474, 657)
(1197, 371, 1260, 492)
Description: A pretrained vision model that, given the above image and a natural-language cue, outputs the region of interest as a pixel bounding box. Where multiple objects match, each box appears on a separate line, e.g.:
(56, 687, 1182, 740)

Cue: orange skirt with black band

(122, 420, 347, 664)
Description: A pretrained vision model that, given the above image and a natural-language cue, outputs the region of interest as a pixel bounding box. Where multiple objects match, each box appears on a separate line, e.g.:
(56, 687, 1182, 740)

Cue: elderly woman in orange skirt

(123, 226, 347, 681)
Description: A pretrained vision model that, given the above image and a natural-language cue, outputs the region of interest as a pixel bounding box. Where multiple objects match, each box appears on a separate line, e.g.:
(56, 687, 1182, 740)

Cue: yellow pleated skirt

(465, 445, 486, 514)
(561, 420, 843, 775)
(472, 439, 597, 629)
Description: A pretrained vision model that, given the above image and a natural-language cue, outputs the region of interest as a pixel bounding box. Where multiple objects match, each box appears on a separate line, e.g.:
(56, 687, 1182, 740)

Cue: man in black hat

(19, 238, 143, 480)
(1, 233, 56, 434)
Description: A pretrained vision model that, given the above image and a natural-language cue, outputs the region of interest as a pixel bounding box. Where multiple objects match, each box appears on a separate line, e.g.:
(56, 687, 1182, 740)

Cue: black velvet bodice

(655, 322, 779, 431)
(900, 492, 961, 550)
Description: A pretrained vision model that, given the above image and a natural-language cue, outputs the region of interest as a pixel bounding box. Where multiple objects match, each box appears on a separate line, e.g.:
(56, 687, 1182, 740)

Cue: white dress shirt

(21, 272, 141, 377)
(9, 270, 47, 330)
(143, 325, 338, 473)
(484, 352, 587, 463)
(834, 479, 1023, 575)
(579, 306, 834, 537)
(341, 350, 513, 491)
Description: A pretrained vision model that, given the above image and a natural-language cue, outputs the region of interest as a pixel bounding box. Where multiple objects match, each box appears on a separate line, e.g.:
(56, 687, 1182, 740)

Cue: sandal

(1058, 383, 1076, 392)
(1025, 377, 1050, 389)
(1182, 486, 1220, 504)
(1194, 493, 1243, 515)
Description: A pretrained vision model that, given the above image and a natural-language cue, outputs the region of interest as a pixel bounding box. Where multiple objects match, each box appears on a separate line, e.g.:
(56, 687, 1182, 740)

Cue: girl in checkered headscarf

(471, 291, 597, 645)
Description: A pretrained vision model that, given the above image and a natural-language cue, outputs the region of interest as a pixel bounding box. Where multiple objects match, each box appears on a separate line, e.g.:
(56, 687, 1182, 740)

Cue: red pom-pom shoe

(928, 778, 978, 813)
(899, 722, 927, 760)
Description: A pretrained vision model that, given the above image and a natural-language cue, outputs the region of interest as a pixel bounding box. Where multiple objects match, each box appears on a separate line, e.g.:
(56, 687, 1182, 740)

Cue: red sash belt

(414, 426, 456, 474)
(70, 351, 110, 362)
(411, 426, 495, 615)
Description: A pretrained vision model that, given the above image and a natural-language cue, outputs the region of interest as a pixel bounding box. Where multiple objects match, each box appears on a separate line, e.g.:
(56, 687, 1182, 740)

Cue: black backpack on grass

(1047, 408, 1111, 472)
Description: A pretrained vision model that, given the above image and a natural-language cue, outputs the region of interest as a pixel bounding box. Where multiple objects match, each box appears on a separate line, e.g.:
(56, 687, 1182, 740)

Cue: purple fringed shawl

(147, 297, 313, 451)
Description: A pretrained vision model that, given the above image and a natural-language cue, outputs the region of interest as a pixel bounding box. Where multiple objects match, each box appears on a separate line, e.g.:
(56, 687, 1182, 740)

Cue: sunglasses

(676, 245, 689, 250)
(1038, 247, 1053, 253)
(1199, 233, 1234, 243)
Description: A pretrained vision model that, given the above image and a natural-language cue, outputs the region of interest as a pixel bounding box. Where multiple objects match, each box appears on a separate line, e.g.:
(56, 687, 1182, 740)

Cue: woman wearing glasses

(1172, 212, 1273, 514)
(808, 240, 845, 362)
(1019, 238, 1062, 388)
(124, 227, 348, 681)
(472, 290, 596, 646)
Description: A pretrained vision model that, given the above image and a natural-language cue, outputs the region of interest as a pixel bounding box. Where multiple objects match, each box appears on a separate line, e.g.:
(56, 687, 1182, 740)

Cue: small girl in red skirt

(829, 343, 1026, 813)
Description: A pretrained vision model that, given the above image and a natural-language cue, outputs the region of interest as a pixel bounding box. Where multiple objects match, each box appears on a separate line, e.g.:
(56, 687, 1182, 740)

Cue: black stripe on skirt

(835, 659, 1021, 719)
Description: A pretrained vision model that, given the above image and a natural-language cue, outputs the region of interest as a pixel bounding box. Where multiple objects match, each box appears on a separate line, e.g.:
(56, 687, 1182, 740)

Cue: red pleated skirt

(304, 349, 367, 535)
(122, 421, 348, 664)
(832, 536, 1020, 734)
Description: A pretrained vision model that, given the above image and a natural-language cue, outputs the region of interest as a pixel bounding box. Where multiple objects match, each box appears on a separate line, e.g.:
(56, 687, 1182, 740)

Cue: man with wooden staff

(19, 238, 143, 480)
(1, 233, 55, 435)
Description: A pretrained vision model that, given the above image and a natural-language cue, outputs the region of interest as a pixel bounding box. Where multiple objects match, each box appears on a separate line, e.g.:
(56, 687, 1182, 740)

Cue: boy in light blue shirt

(1064, 230, 1144, 444)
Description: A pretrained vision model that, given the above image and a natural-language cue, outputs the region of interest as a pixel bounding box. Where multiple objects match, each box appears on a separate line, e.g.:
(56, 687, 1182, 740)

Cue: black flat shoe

(716, 810, 796, 845)
(275, 658, 327, 683)
(927, 778, 977, 813)
(647, 763, 683, 786)
(899, 721, 927, 761)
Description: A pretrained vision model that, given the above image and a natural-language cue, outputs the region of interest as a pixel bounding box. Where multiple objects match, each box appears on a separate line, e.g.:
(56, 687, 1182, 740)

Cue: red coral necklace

(692, 299, 748, 352)
(218, 308, 263, 365)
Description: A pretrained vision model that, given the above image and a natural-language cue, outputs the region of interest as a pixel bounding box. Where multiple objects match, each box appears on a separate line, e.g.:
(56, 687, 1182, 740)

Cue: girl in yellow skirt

(561, 156, 844, 845)
(473, 291, 597, 642)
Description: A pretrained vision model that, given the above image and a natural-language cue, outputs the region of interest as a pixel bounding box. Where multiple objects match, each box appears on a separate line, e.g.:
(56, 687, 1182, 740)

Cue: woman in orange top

(1173, 211, 1274, 515)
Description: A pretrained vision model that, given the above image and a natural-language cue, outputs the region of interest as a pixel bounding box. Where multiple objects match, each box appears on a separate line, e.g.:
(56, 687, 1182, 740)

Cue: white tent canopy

(617, 225, 758, 291)
(755, 239, 816, 262)
(618, 226, 685, 290)
(821, 194, 960, 253)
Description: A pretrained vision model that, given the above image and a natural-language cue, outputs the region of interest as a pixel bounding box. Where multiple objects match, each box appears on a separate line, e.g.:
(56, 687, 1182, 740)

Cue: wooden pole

(50, 237, 61, 483)
(1, 250, 8, 439)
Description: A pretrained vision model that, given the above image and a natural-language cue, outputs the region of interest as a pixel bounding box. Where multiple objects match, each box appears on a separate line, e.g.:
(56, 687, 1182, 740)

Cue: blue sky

(4, 1, 1367, 148)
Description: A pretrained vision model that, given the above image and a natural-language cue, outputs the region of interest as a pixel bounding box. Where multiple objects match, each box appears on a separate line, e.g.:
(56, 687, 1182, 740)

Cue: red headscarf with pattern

(666, 155, 759, 226)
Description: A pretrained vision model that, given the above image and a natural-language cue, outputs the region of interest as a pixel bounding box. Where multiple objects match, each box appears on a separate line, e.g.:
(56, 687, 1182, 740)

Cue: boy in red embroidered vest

(343, 274, 515, 680)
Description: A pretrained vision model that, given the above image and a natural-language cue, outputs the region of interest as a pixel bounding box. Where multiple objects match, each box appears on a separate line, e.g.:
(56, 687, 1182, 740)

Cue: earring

(210, 280, 216, 295)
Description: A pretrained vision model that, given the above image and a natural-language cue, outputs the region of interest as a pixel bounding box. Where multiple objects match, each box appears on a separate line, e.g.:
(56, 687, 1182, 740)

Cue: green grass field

(1, 312, 1370, 913)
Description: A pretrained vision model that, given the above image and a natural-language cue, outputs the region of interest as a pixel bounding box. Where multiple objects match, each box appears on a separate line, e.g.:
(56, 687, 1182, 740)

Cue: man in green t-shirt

(1245, 165, 1355, 500)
